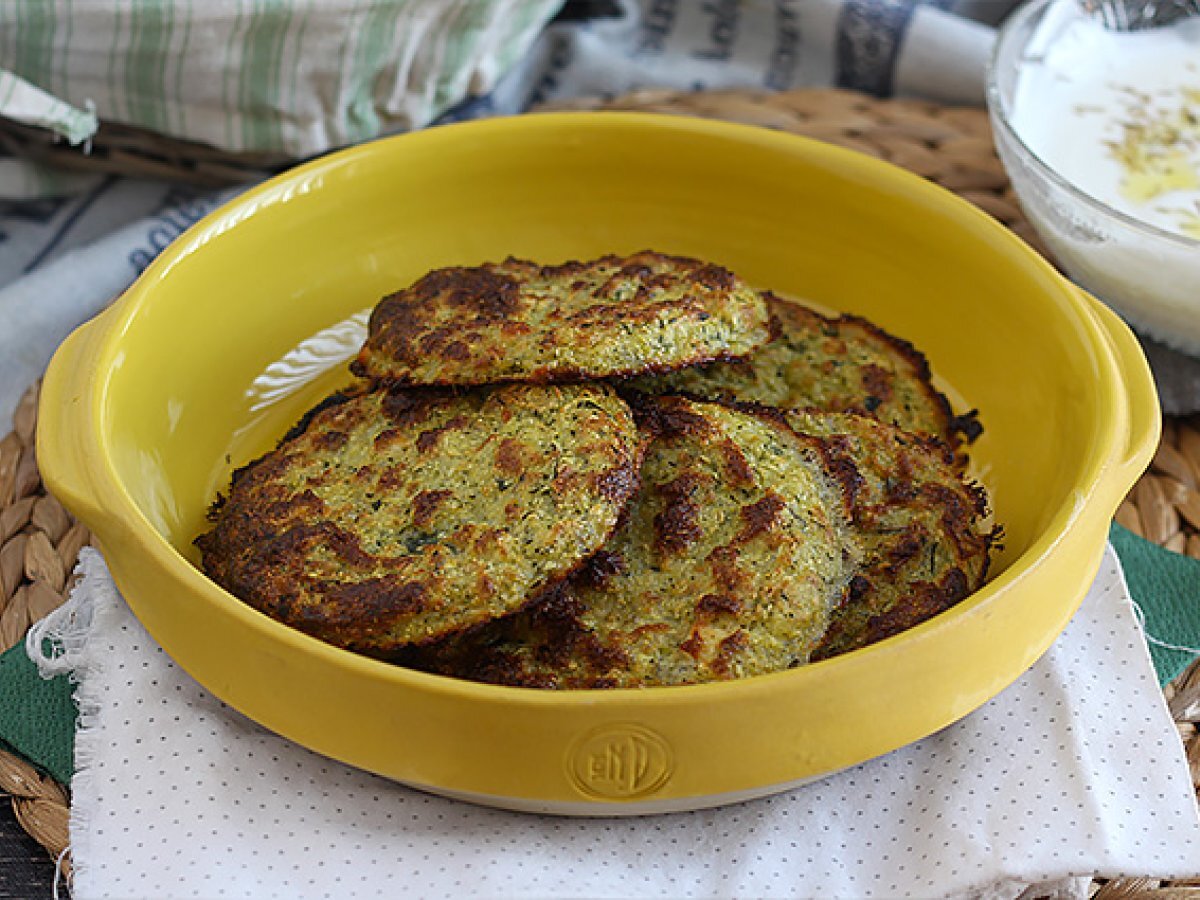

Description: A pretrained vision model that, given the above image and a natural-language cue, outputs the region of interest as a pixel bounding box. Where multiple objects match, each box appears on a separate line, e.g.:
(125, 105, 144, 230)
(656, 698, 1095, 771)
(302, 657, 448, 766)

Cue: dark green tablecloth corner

(1, 526, 1197, 788)
(1110, 522, 1200, 686)
(0, 638, 76, 785)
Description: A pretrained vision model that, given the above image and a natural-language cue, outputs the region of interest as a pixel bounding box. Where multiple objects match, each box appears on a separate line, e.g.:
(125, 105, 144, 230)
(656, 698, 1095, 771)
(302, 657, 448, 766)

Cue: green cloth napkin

(0, 638, 75, 785)
(1, 526, 1197, 786)
(1109, 522, 1200, 686)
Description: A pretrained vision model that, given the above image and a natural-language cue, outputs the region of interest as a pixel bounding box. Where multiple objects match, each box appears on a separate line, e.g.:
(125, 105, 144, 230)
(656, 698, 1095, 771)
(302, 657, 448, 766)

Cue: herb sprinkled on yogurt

(1011, 9, 1200, 241)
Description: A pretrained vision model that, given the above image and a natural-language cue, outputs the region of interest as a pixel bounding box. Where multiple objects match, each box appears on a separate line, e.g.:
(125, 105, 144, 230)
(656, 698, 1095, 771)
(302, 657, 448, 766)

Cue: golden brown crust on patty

(630, 293, 976, 448)
(784, 410, 995, 660)
(405, 396, 860, 688)
(196, 383, 646, 654)
(350, 251, 771, 387)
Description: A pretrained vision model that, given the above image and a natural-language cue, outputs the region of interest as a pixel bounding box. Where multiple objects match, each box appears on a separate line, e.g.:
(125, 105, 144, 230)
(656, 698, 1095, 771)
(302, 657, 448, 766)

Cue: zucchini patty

(351, 251, 771, 386)
(632, 293, 976, 449)
(406, 396, 861, 687)
(196, 383, 645, 653)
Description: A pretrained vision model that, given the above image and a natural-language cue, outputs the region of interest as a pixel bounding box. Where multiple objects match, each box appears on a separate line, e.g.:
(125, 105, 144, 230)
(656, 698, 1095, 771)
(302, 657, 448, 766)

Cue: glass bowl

(986, 0, 1200, 356)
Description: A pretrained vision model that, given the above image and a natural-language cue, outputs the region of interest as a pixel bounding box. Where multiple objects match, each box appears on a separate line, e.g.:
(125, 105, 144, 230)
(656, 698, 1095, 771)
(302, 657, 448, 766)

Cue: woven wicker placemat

(2, 87, 1198, 897)
(0, 114, 283, 188)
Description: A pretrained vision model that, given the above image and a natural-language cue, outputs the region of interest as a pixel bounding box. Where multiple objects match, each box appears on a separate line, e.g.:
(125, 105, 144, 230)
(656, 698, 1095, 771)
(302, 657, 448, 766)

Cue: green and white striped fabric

(0, 0, 561, 156)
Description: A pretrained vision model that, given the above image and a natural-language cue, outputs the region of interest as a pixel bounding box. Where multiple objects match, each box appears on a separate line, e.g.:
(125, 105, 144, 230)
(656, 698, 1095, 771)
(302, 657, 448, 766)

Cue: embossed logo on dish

(568, 725, 673, 800)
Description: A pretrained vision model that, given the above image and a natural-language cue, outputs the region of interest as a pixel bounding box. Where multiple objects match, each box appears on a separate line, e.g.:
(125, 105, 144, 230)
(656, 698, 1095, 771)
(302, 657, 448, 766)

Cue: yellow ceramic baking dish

(38, 113, 1157, 814)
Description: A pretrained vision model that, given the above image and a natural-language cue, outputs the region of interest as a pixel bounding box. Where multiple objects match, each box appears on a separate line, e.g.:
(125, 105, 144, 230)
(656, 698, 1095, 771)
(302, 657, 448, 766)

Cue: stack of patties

(197, 251, 996, 688)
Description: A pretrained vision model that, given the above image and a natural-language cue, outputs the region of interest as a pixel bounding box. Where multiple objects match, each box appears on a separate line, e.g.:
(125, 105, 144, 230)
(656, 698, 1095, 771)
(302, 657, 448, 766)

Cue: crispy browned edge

(766, 295, 982, 447)
(803, 412, 999, 660)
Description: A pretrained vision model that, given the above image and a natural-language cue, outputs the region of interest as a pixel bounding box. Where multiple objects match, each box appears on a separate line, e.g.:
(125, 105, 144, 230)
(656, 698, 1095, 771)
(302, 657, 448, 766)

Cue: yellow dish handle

(1077, 289, 1161, 500)
(36, 311, 113, 535)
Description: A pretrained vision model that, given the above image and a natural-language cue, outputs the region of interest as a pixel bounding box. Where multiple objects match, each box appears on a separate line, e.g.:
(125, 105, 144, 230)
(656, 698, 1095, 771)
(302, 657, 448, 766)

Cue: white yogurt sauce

(1011, 4, 1200, 240)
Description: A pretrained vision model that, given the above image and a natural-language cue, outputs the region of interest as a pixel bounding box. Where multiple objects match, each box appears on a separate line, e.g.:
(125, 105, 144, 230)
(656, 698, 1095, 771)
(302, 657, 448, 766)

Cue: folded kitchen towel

(7, 545, 1199, 899)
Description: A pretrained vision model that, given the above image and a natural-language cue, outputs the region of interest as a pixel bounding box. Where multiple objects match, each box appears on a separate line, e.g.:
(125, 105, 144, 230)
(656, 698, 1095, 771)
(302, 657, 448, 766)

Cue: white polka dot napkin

(37, 545, 1200, 899)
